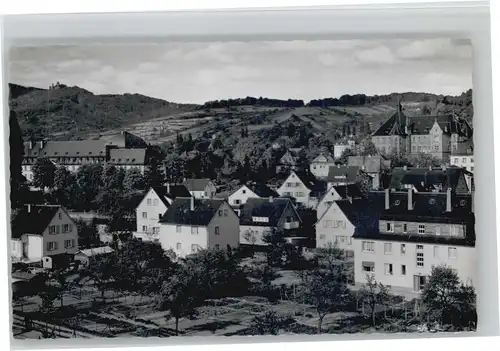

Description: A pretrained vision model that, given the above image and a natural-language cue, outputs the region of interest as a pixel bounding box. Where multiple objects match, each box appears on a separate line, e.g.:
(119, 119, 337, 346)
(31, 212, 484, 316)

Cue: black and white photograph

(7, 37, 476, 339)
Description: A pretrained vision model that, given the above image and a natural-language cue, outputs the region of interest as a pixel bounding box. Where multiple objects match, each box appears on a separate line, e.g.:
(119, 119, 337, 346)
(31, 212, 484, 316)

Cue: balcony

(284, 221, 300, 230)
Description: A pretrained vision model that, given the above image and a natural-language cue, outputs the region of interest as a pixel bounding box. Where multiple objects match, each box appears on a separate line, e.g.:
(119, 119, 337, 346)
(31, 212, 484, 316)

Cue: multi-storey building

(158, 197, 239, 258)
(450, 142, 474, 191)
(11, 205, 79, 267)
(310, 153, 336, 178)
(333, 140, 356, 159)
(228, 182, 279, 215)
(183, 178, 217, 199)
(239, 197, 302, 246)
(277, 170, 327, 208)
(325, 165, 372, 189)
(347, 155, 391, 190)
(371, 105, 473, 161)
(353, 188, 475, 294)
(276, 148, 302, 174)
(21, 131, 150, 181)
(316, 184, 364, 220)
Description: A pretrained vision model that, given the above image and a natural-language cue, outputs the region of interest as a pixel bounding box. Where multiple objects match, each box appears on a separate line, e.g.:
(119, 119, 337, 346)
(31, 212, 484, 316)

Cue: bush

(249, 311, 295, 335)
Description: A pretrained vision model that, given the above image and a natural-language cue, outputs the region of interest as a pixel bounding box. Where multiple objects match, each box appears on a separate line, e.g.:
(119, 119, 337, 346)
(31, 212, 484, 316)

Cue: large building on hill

(21, 131, 150, 181)
(371, 104, 473, 161)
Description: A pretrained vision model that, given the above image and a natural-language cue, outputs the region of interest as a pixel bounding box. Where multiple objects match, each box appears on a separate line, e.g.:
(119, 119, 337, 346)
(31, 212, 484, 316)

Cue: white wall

(240, 225, 272, 246)
(159, 223, 208, 258)
(25, 235, 43, 261)
(136, 188, 168, 238)
(277, 172, 312, 208)
(315, 201, 356, 254)
(228, 185, 259, 207)
(42, 208, 79, 257)
(316, 187, 345, 220)
(310, 162, 336, 178)
(11, 239, 23, 260)
(354, 239, 476, 292)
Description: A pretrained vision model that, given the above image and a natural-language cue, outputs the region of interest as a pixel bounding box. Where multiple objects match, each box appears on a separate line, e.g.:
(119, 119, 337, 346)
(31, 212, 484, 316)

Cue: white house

(239, 197, 302, 246)
(277, 170, 327, 209)
(310, 153, 336, 178)
(228, 182, 279, 215)
(158, 197, 240, 258)
(11, 205, 79, 264)
(450, 142, 474, 191)
(353, 189, 476, 295)
(316, 184, 364, 221)
(183, 178, 217, 199)
(134, 185, 191, 242)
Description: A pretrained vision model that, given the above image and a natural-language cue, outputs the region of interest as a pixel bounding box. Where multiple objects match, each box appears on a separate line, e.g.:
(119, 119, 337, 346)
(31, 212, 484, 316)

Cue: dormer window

(252, 216, 269, 223)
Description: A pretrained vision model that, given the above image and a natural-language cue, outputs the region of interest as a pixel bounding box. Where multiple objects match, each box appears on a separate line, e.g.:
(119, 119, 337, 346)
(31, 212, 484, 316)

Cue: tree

(75, 219, 100, 249)
(243, 230, 258, 246)
(32, 157, 56, 189)
(48, 269, 73, 308)
(157, 265, 205, 336)
(359, 274, 390, 327)
(145, 155, 165, 189)
(338, 148, 356, 165)
(83, 254, 116, 301)
(123, 168, 146, 191)
(76, 164, 103, 210)
(408, 153, 442, 168)
(359, 139, 378, 156)
(262, 229, 287, 267)
(53, 166, 72, 190)
(299, 266, 350, 333)
(422, 265, 476, 328)
(249, 311, 292, 335)
(315, 243, 345, 273)
(9, 110, 24, 209)
(164, 154, 186, 184)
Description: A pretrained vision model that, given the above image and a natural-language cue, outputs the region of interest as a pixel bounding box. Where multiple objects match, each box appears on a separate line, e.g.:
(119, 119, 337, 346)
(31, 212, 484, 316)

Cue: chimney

(407, 189, 413, 210)
(446, 187, 452, 212)
(385, 188, 390, 210)
(190, 196, 195, 211)
(27, 204, 31, 213)
(269, 196, 274, 203)
(403, 165, 408, 171)
(166, 183, 170, 194)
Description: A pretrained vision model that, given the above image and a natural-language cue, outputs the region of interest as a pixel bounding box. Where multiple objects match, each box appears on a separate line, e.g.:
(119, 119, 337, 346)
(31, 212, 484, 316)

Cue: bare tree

(359, 274, 390, 327)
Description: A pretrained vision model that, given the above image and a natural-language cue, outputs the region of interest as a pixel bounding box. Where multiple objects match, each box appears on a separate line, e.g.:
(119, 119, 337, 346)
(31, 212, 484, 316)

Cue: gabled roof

(237, 182, 279, 198)
(372, 107, 408, 137)
(99, 131, 148, 148)
(311, 153, 335, 164)
(152, 185, 192, 206)
(408, 115, 473, 137)
(76, 246, 114, 257)
(347, 155, 390, 173)
(325, 166, 363, 183)
(389, 167, 471, 193)
(335, 199, 380, 235)
(159, 197, 225, 226)
(183, 178, 212, 192)
(11, 205, 63, 239)
(332, 184, 364, 199)
(290, 171, 327, 196)
(23, 140, 108, 158)
(240, 198, 299, 227)
(109, 148, 147, 165)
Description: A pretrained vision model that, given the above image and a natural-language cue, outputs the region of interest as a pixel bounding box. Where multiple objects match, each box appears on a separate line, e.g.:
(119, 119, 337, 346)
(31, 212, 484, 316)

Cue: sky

(9, 38, 472, 104)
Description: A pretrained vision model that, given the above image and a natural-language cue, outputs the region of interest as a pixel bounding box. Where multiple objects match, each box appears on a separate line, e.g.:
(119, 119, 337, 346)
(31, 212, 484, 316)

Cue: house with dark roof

(134, 185, 192, 242)
(450, 141, 474, 190)
(277, 170, 327, 209)
(325, 165, 372, 189)
(353, 188, 476, 294)
(11, 205, 78, 265)
(183, 178, 217, 199)
(388, 166, 472, 194)
(310, 152, 336, 178)
(21, 131, 149, 181)
(316, 184, 364, 220)
(371, 103, 473, 160)
(228, 182, 279, 215)
(158, 197, 239, 258)
(239, 197, 302, 246)
(347, 155, 391, 190)
(276, 149, 301, 174)
(316, 197, 379, 259)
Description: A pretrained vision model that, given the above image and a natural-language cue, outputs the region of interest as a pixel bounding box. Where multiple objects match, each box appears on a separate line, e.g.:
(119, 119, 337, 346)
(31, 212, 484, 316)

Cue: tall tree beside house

(421, 265, 477, 329)
(359, 274, 391, 327)
(32, 157, 56, 190)
(338, 148, 356, 164)
(123, 168, 146, 191)
(75, 219, 100, 249)
(359, 139, 379, 156)
(145, 154, 165, 189)
(54, 166, 72, 190)
(9, 110, 24, 209)
(76, 164, 103, 210)
(164, 154, 186, 184)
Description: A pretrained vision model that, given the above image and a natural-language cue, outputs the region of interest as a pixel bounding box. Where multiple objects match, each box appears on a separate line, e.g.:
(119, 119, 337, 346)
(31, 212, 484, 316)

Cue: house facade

(276, 148, 301, 174)
(347, 155, 391, 190)
(183, 179, 217, 199)
(316, 184, 363, 220)
(158, 197, 239, 258)
(353, 189, 476, 294)
(310, 153, 336, 178)
(239, 198, 302, 246)
(134, 185, 191, 242)
(325, 165, 372, 189)
(228, 183, 279, 215)
(277, 171, 327, 209)
(11, 205, 79, 263)
(333, 140, 356, 159)
(450, 142, 474, 190)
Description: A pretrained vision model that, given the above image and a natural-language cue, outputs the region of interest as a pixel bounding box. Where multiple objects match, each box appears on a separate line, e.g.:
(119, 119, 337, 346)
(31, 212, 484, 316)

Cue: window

(176, 225, 181, 233)
(142, 225, 148, 232)
(384, 263, 393, 275)
(286, 182, 292, 187)
(218, 210, 222, 216)
(47, 242, 57, 251)
(403, 223, 408, 233)
(191, 244, 198, 253)
(56, 225, 60, 234)
(147, 199, 152, 205)
(62, 224, 70, 233)
(158, 213, 162, 220)
(384, 243, 392, 255)
(386, 222, 394, 232)
(153, 227, 160, 234)
(64, 239, 73, 248)
(234, 199, 241, 205)
(191, 226, 199, 234)
(433, 246, 439, 258)
(319, 234, 325, 240)
(416, 245, 424, 267)
(176, 243, 182, 250)
(48, 225, 56, 234)
(153, 199, 159, 206)
(401, 265, 406, 275)
(418, 224, 425, 234)
(295, 182, 300, 187)
(58, 213, 62, 220)
(362, 261, 375, 272)
(296, 192, 304, 197)
(334, 236, 338, 245)
(242, 189, 246, 194)
(326, 220, 332, 227)
(142, 212, 147, 219)
(448, 247, 457, 259)
(204, 191, 208, 197)
(223, 209, 228, 217)
(348, 237, 352, 245)
(435, 227, 441, 236)
(471, 167, 474, 172)
(462, 158, 466, 163)
(362, 241, 375, 252)
(215, 226, 220, 235)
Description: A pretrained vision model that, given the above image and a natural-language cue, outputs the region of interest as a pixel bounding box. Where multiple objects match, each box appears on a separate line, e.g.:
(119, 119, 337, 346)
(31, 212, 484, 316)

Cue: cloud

(355, 45, 396, 65)
(396, 38, 472, 60)
(318, 53, 338, 66)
